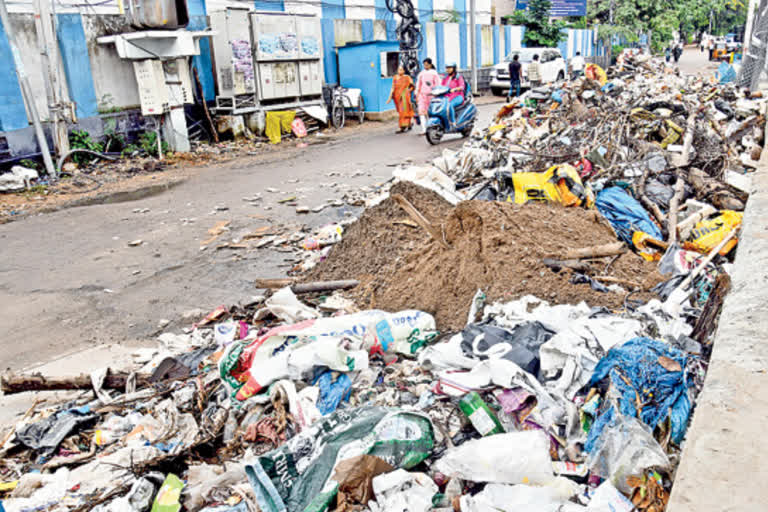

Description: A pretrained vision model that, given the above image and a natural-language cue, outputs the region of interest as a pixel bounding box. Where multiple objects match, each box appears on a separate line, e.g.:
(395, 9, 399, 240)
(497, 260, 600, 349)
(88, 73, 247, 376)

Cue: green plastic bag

(245, 406, 434, 512)
(151, 474, 184, 512)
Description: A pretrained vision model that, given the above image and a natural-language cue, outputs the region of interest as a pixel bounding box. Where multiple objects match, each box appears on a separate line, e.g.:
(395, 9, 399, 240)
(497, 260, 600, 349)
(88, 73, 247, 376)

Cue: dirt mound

(306, 181, 453, 281)
(309, 189, 664, 331)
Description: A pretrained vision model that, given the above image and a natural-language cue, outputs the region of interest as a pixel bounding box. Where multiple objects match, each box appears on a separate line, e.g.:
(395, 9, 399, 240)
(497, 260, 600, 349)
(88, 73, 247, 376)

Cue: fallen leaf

(658, 356, 682, 372)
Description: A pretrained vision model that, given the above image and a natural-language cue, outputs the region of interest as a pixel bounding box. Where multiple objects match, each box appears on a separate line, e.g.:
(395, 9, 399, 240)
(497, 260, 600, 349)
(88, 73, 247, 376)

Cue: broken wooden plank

(255, 279, 360, 294)
(391, 193, 450, 249)
(593, 275, 643, 289)
(558, 242, 627, 260)
(1, 371, 151, 395)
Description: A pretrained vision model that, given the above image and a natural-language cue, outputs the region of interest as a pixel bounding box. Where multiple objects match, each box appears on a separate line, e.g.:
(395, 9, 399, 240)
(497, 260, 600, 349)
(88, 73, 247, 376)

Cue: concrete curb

(668, 158, 768, 510)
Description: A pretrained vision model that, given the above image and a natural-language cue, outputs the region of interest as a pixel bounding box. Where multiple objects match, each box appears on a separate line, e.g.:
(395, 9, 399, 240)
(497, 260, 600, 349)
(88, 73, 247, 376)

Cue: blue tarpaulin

(595, 187, 663, 245)
(585, 337, 694, 452)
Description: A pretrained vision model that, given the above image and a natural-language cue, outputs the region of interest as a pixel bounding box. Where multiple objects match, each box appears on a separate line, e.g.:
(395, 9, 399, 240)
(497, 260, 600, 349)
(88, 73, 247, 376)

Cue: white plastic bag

(434, 431, 554, 485)
(369, 470, 437, 512)
(460, 482, 586, 512)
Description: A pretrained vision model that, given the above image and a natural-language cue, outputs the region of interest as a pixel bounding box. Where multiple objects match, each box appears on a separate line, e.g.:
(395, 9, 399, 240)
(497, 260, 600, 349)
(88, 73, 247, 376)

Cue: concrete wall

(667, 155, 768, 511)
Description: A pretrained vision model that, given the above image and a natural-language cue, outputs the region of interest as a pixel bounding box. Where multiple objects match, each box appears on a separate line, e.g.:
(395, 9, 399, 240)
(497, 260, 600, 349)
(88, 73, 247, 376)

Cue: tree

(514, 0, 566, 47)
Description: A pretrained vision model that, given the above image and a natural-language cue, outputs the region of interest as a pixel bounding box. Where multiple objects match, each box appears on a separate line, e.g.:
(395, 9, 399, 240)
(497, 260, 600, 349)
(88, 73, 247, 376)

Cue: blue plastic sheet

(595, 187, 663, 245)
(718, 61, 736, 84)
(314, 371, 352, 415)
(585, 337, 693, 452)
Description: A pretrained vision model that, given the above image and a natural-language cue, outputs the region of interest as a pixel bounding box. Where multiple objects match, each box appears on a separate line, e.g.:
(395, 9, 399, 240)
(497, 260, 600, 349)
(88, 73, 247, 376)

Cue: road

(0, 103, 500, 373)
(677, 47, 721, 77)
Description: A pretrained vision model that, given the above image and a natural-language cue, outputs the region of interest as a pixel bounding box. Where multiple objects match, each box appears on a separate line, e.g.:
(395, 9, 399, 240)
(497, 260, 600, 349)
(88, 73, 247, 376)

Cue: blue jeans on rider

(448, 95, 464, 126)
(507, 80, 521, 100)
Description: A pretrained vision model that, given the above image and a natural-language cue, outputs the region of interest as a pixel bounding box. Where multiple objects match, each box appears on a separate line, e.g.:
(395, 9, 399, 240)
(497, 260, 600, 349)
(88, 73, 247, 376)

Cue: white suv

(489, 48, 567, 96)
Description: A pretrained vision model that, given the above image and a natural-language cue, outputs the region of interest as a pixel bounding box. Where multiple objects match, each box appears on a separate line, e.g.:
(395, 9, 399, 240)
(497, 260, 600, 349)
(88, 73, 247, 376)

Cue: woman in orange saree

(387, 65, 415, 132)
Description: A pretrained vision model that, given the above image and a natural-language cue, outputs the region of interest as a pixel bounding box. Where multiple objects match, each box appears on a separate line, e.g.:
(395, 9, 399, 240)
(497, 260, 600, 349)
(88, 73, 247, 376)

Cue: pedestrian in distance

(673, 44, 682, 63)
(507, 54, 522, 101)
(665, 46, 671, 62)
(387, 65, 415, 133)
(415, 58, 439, 135)
(441, 62, 466, 127)
(570, 51, 585, 80)
(528, 54, 542, 88)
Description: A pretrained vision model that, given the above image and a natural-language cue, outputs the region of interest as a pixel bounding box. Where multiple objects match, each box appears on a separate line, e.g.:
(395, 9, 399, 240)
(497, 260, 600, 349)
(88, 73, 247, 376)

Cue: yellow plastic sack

(265, 111, 296, 144)
(506, 164, 594, 208)
(684, 210, 742, 256)
(585, 63, 607, 86)
(632, 231, 667, 261)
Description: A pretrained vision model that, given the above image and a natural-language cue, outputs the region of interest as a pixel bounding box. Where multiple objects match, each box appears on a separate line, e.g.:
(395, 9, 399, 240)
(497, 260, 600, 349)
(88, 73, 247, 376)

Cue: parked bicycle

(328, 86, 365, 129)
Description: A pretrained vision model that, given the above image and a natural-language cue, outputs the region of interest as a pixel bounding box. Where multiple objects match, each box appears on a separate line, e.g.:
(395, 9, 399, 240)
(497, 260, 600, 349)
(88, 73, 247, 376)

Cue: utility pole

(0, 0, 56, 176)
(33, 0, 70, 158)
(744, 0, 758, 53)
(469, 0, 477, 93)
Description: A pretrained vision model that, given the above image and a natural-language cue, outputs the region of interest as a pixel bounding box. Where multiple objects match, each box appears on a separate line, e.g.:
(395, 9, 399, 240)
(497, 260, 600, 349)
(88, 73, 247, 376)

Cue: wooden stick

(1, 371, 150, 395)
(193, 67, 219, 143)
(668, 170, 686, 245)
(593, 275, 643, 289)
(691, 273, 731, 343)
(255, 278, 360, 293)
(391, 193, 450, 249)
(558, 241, 626, 260)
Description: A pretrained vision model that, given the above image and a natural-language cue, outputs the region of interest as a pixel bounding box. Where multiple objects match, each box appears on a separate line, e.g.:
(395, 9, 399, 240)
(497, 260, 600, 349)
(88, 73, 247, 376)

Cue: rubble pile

(0, 54, 762, 512)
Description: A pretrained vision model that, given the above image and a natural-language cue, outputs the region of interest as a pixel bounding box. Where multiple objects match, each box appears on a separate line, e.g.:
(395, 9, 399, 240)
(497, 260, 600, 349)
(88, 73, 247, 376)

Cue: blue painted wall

(459, 22, 467, 69)
(338, 40, 398, 112)
(375, 0, 393, 20)
(435, 22, 445, 72)
(254, 0, 284, 10)
(361, 19, 374, 41)
(385, 19, 397, 40)
(504, 25, 511, 57)
(323, 0, 345, 19)
(475, 24, 481, 65)
(453, 0, 466, 23)
(321, 18, 338, 83)
(56, 14, 98, 118)
(187, 0, 214, 101)
(492, 24, 499, 64)
(418, 0, 433, 21)
(0, 17, 27, 131)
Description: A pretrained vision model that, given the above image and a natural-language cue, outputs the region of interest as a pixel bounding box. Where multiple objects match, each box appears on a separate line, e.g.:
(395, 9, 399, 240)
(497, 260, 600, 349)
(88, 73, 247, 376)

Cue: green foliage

(19, 159, 39, 170)
(515, 0, 566, 47)
(566, 16, 587, 29)
(98, 94, 121, 114)
(102, 119, 126, 153)
(138, 131, 170, 158)
(69, 130, 104, 165)
(612, 44, 626, 56)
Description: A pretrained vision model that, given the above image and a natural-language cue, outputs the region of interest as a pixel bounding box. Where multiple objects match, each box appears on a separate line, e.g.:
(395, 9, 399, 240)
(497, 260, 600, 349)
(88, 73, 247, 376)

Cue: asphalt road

(0, 102, 500, 372)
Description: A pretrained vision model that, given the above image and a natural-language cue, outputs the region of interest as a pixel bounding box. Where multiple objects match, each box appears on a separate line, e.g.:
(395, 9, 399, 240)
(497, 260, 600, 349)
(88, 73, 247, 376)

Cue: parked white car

(489, 48, 567, 96)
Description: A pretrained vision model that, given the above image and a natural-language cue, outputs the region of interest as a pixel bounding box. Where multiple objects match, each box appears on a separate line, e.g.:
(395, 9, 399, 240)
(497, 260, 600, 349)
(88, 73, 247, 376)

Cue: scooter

(425, 83, 477, 145)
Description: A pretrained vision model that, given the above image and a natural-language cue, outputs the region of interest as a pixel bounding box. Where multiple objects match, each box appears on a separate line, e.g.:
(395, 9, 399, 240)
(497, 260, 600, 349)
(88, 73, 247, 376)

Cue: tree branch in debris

(556, 241, 627, 260)
(1, 371, 150, 395)
(391, 193, 450, 249)
(255, 279, 360, 293)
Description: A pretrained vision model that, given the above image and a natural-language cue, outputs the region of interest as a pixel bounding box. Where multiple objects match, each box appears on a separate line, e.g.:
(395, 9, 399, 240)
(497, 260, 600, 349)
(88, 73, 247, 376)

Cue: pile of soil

(309, 185, 665, 331)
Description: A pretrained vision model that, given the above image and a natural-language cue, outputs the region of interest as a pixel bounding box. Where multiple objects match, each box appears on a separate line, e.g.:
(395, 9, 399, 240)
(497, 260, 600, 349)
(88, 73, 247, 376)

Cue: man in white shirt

(570, 52, 585, 80)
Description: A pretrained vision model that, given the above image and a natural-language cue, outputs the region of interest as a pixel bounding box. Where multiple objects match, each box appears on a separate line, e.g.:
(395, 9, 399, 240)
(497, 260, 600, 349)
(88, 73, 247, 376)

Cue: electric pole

(469, 0, 477, 93)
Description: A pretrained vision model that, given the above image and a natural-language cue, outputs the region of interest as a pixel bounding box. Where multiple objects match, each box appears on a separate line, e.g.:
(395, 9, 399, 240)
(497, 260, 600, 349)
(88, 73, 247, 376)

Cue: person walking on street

(386, 65, 415, 133)
(441, 62, 466, 127)
(665, 46, 671, 62)
(415, 58, 439, 134)
(528, 54, 542, 88)
(507, 54, 522, 100)
(570, 51, 585, 80)
(673, 44, 682, 63)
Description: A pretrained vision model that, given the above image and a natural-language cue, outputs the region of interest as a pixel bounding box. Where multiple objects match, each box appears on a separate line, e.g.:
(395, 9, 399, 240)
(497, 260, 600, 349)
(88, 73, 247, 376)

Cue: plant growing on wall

(69, 130, 104, 165)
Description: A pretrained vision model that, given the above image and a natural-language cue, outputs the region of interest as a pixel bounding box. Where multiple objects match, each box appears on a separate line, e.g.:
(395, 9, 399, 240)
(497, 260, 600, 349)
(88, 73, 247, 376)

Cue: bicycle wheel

(357, 95, 365, 124)
(331, 96, 345, 129)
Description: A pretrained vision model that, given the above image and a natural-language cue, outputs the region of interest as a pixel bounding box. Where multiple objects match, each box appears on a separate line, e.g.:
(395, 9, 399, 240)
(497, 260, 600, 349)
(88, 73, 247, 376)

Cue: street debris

(0, 52, 761, 512)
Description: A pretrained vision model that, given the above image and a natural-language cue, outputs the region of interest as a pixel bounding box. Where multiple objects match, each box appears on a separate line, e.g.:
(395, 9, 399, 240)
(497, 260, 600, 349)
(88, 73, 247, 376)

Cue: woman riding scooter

(441, 62, 465, 127)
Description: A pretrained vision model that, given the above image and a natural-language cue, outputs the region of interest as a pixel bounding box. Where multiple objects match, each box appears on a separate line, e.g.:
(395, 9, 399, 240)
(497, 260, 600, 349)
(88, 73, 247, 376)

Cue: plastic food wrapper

(333, 454, 394, 511)
(220, 310, 436, 401)
(586, 337, 693, 446)
(586, 480, 635, 512)
(302, 224, 343, 251)
(151, 474, 184, 512)
(585, 411, 670, 494)
(368, 469, 437, 512)
(497, 165, 594, 207)
(595, 187, 663, 246)
(683, 210, 742, 256)
(244, 407, 434, 512)
(433, 431, 554, 485)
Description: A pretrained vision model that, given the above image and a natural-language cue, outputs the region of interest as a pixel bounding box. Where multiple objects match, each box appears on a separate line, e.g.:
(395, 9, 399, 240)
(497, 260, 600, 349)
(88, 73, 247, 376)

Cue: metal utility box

(299, 60, 322, 96)
(127, 0, 189, 29)
(210, 8, 256, 100)
(337, 40, 399, 113)
(296, 16, 322, 59)
(251, 13, 298, 61)
(258, 62, 300, 100)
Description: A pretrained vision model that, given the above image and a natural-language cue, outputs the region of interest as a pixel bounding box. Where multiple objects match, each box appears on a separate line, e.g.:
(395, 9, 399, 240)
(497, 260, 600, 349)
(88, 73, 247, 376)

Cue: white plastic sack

(434, 431, 554, 485)
(392, 165, 461, 205)
(587, 480, 635, 512)
(0, 165, 37, 192)
(259, 287, 320, 323)
(460, 482, 585, 512)
(368, 470, 437, 512)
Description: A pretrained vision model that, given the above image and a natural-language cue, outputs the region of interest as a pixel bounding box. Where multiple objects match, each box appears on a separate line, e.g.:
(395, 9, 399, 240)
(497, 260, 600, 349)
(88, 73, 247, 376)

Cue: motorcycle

(425, 83, 477, 145)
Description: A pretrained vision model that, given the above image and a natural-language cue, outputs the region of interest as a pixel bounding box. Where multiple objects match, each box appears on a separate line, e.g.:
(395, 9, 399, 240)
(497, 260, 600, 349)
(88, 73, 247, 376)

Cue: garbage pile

(0, 55, 758, 512)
